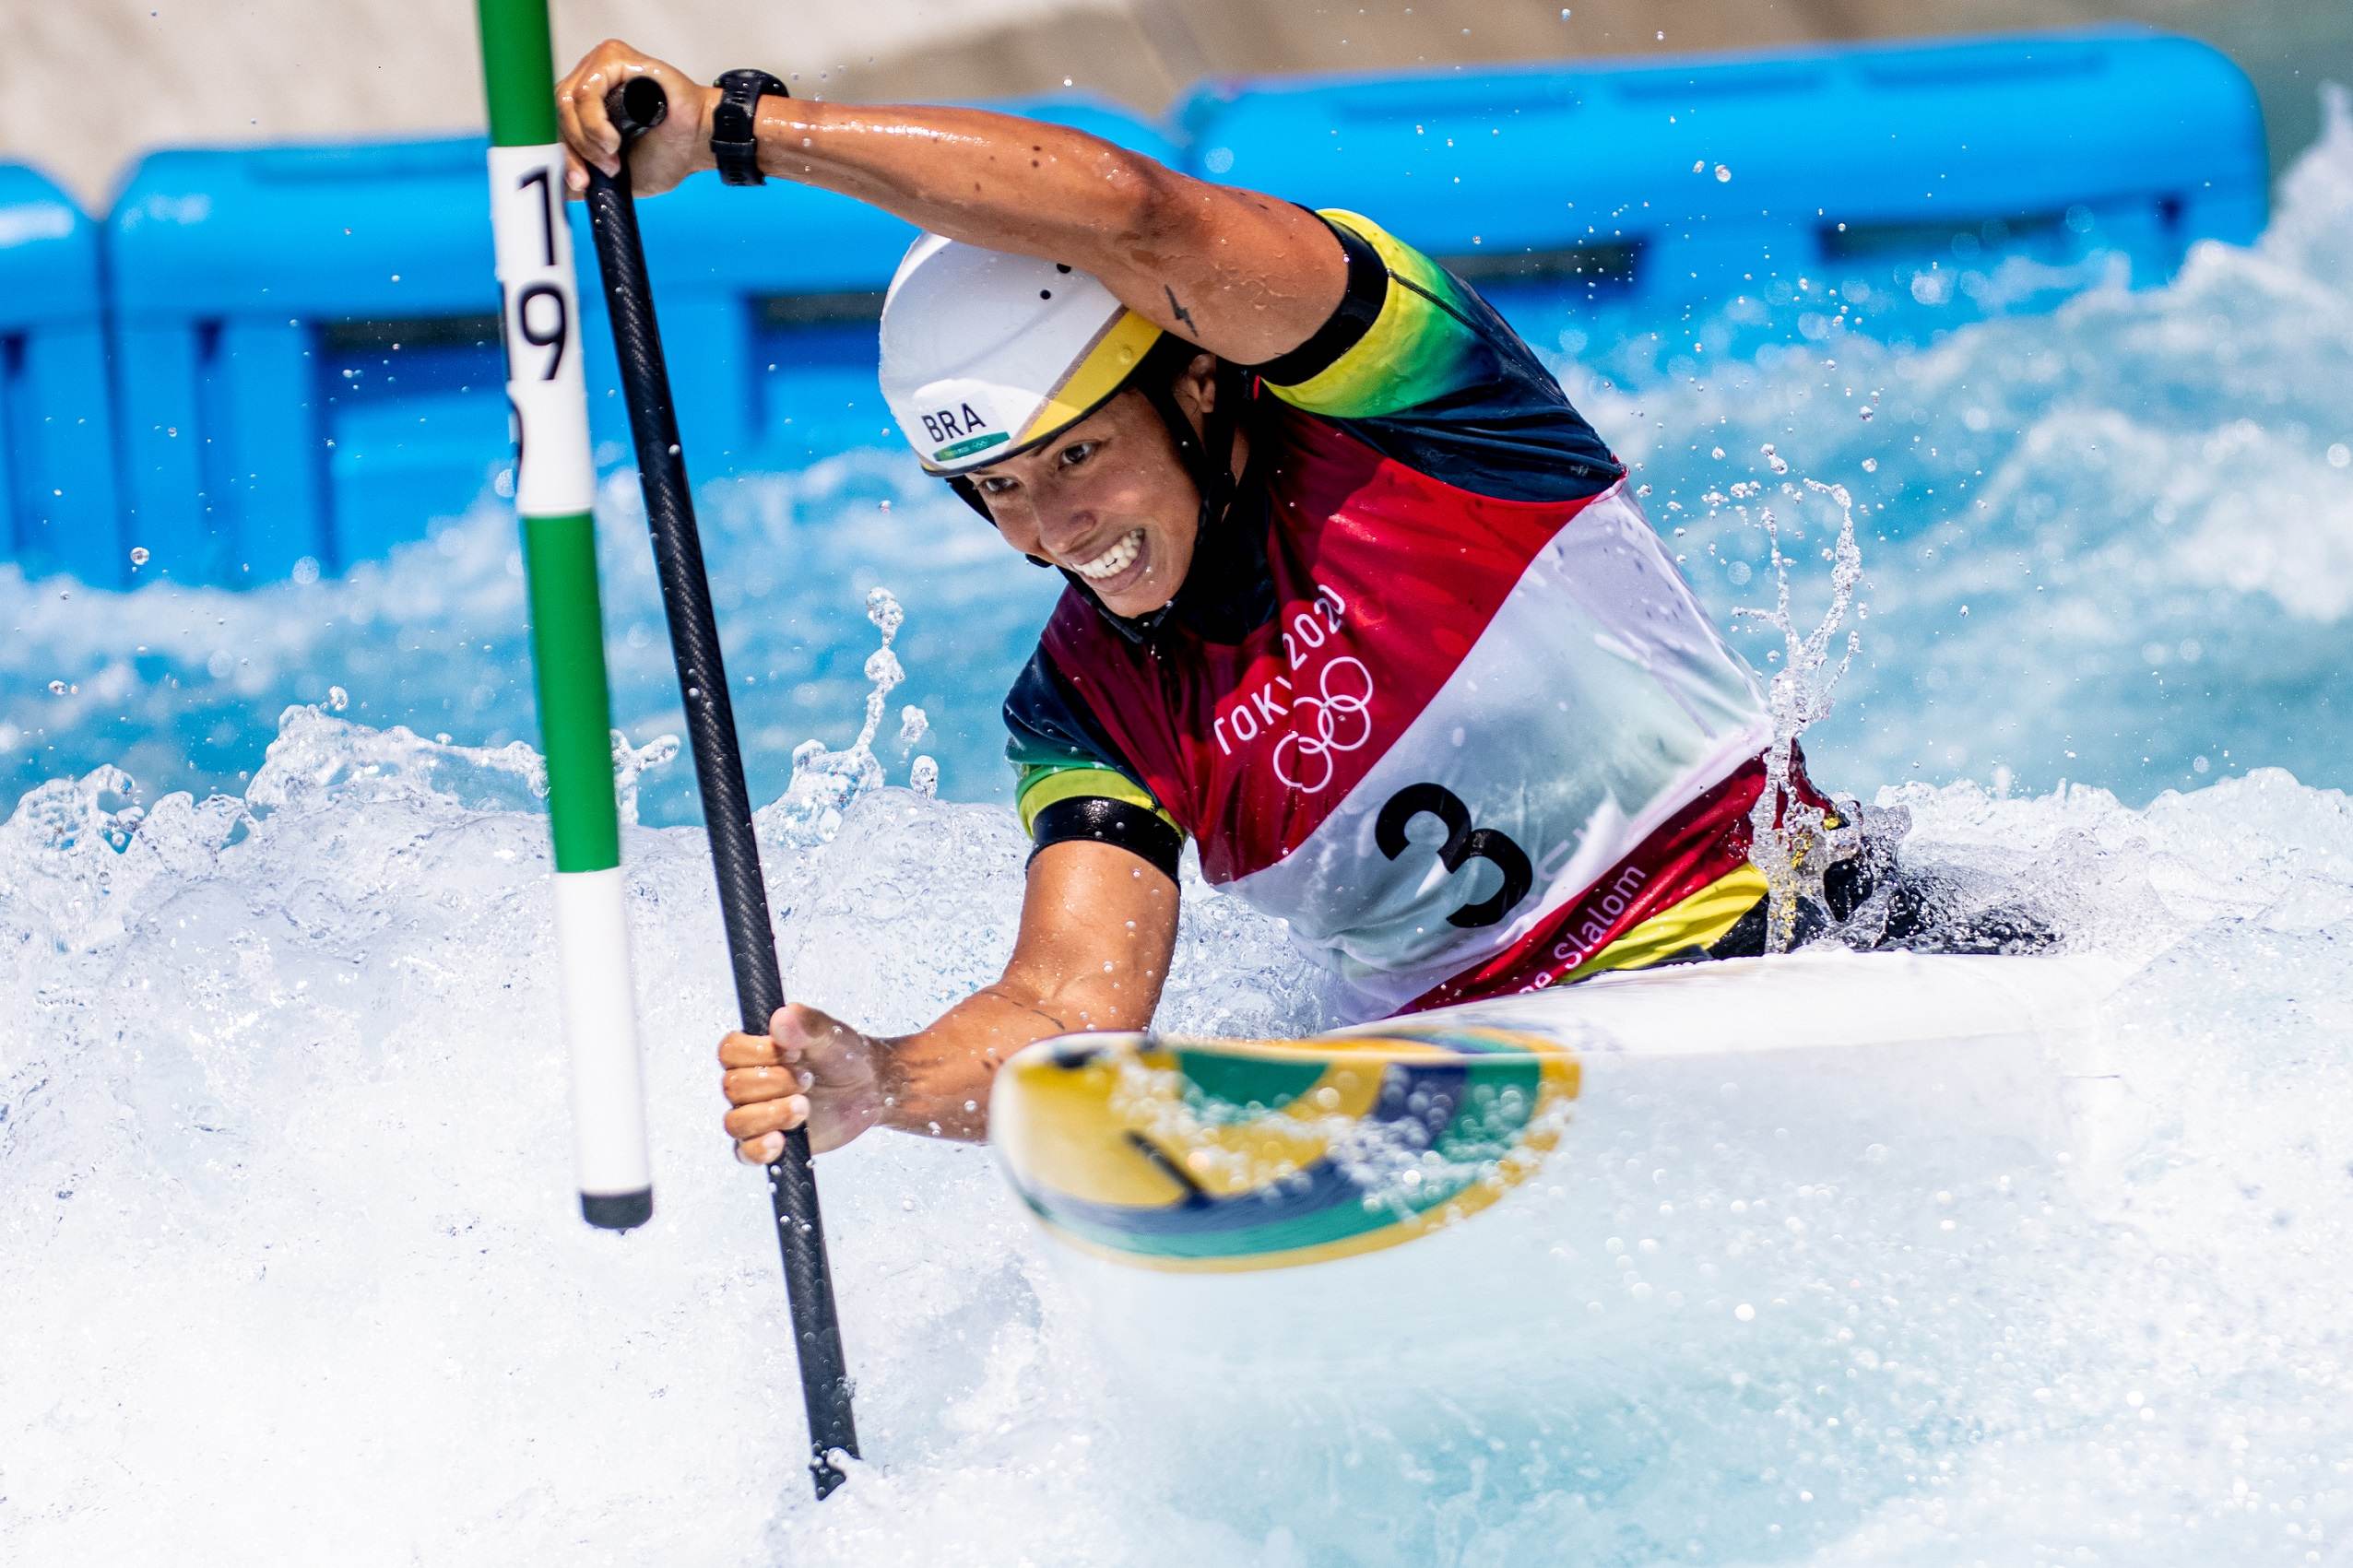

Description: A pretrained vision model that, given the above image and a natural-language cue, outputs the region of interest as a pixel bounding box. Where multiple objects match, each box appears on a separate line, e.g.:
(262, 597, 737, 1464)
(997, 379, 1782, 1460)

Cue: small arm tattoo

(1164, 285, 1198, 334)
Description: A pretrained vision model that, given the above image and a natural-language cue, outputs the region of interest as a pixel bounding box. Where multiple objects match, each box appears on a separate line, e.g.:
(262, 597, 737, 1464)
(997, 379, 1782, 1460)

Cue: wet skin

(552, 39, 1340, 1158)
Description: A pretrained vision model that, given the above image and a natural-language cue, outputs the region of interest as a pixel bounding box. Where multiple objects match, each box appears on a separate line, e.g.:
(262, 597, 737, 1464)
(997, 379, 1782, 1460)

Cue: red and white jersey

(1002, 211, 1788, 1018)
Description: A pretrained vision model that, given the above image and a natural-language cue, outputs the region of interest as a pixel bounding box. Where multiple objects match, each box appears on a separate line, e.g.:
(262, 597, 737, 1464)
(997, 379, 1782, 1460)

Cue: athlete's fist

(555, 40, 716, 197)
(718, 1004, 890, 1161)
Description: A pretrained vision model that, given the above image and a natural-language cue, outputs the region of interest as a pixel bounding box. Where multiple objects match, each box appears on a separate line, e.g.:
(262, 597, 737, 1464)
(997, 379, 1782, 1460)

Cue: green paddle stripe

(1170, 1051, 1328, 1115)
(477, 0, 560, 147)
(523, 512, 621, 872)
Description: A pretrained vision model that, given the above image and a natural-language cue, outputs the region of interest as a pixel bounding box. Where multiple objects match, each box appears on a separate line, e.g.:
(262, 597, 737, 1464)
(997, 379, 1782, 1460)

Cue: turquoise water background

(1, 93, 2348, 1568)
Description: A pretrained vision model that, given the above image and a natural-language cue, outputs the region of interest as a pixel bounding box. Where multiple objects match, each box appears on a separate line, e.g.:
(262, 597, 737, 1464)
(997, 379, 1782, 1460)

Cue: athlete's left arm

(554, 40, 1348, 365)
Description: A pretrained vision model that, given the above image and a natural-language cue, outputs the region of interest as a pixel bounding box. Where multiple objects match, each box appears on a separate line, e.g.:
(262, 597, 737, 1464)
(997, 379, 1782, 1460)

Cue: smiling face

(966, 354, 1233, 619)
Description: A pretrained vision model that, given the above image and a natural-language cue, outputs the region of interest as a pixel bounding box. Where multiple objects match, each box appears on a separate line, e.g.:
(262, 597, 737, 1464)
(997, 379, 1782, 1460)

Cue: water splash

(761, 587, 937, 847)
(244, 704, 548, 815)
(1731, 476, 1873, 948)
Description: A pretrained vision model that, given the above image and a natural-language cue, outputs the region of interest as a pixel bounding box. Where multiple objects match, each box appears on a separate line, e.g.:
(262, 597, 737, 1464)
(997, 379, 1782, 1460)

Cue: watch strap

(710, 68, 787, 186)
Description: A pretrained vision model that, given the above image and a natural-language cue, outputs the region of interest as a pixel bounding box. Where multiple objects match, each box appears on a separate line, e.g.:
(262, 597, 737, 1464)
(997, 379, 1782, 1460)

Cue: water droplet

(1861, 457, 1878, 472)
(326, 685, 349, 712)
(47, 679, 68, 695)
(1714, 164, 1732, 183)
(2329, 443, 2350, 469)
(129, 546, 151, 567)
(1734, 1303, 1756, 1322)
(1858, 405, 1876, 421)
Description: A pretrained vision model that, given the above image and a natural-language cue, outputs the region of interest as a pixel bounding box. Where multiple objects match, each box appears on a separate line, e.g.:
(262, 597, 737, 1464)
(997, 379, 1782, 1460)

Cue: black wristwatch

(709, 68, 788, 185)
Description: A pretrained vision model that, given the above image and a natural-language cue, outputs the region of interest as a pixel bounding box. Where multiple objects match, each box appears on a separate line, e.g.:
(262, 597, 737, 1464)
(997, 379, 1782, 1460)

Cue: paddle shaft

(585, 75, 859, 1500)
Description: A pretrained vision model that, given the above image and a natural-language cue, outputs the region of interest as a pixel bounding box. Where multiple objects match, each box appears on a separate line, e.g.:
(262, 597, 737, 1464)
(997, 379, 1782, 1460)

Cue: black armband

(1246, 213, 1389, 386)
(1029, 796, 1183, 882)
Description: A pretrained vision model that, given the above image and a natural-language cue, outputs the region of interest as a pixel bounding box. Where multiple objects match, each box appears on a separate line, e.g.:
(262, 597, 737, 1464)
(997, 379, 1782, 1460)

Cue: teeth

(1072, 529, 1143, 583)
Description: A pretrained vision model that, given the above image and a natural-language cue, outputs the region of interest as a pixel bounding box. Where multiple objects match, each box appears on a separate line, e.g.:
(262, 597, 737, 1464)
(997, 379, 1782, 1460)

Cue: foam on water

(4, 88, 2352, 1568)
(0, 447, 1058, 831)
(4, 698, 2348, 1565)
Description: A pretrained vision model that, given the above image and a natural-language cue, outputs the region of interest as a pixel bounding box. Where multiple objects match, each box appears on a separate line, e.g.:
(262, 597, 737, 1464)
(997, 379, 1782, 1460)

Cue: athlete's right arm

(718, 839, 1178, 1157)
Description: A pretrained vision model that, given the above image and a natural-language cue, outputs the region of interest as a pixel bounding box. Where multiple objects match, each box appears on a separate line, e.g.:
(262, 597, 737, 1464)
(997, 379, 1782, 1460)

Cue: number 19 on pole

(479, 0, 655, 1231)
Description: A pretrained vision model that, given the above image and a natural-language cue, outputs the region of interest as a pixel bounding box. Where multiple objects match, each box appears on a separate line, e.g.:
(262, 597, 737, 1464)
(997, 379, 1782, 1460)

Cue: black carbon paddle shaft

(585, 76, 858, 1500)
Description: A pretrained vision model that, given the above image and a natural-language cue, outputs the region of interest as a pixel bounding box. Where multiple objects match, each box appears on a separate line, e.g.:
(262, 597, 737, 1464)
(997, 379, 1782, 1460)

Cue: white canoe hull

(991, 951, 2122, 1413)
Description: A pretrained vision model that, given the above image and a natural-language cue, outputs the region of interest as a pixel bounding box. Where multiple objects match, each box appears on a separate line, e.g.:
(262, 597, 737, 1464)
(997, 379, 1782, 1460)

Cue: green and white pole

(478, 0, 652, 1231)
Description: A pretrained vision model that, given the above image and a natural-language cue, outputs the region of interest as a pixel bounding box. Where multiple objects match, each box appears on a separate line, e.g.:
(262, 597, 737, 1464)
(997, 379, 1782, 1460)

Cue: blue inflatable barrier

(0, 165, 122, 585)
(1176, 28, 2265, 308)
(103, 101, 1177, 586)
(79, 30, 2273, 589)
(109, 138, 503, 584)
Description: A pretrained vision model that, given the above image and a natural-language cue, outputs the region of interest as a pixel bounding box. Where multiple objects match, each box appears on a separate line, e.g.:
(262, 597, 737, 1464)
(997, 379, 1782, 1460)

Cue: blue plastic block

(108, 137, 502, 585)
(1176, 28, 2265, 306)
(102, 100, 1177, 585)
(0, 165, 123, 584)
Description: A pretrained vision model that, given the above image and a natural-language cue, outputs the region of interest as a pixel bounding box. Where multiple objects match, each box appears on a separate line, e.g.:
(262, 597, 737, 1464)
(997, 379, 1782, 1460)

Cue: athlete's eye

(1056, 441, 1098, 470)
(975, 475, 1020, 496)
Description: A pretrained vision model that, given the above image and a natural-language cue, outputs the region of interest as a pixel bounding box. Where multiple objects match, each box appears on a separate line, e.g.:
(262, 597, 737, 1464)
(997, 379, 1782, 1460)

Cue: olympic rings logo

(1271, 656, 1377, 793)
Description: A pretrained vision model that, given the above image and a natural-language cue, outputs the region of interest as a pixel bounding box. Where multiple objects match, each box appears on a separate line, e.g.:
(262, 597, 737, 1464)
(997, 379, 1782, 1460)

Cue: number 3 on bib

(1375, 783, 1535, 929)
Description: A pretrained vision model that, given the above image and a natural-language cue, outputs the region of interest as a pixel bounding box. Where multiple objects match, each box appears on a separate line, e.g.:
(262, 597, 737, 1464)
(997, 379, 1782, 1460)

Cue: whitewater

(4, 93, 2351, 1568)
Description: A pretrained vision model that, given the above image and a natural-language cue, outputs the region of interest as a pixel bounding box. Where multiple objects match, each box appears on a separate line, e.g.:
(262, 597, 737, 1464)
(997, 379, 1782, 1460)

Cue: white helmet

(878, 232, 1167, 475)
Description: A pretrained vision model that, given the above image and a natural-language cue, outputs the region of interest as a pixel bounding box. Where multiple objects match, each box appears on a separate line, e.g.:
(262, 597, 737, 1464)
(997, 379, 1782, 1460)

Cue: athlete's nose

(1039, 509, 1098, 559)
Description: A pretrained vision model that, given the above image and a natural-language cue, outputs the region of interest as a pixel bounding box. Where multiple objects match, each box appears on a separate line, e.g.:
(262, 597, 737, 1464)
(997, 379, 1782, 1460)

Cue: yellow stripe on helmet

(1018, 310, 1165, 446)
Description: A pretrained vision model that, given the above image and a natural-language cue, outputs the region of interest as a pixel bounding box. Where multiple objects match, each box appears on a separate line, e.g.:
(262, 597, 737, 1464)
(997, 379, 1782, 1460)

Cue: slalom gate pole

(585, 76, 861, 1500)
(474, 0, 653, 1232)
